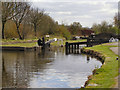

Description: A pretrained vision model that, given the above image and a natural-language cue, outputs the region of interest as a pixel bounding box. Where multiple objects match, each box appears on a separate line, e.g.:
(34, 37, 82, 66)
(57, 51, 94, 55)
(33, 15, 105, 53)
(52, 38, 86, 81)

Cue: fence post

(68, 44, 70, 53)
(71, 44, 73, 53)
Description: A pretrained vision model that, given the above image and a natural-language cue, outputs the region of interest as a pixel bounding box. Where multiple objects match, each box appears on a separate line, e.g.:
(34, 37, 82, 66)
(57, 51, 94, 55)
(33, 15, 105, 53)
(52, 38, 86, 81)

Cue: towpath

(106, 42, 120, 88)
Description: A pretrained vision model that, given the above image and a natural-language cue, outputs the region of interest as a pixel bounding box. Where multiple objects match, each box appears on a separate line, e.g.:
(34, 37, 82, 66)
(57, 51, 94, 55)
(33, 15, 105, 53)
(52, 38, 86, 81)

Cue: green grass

(2, 38, 38, 43)
(1, 38, 119, 88)
(51, 39, 87, 46)
(48, 35, 86, 46)
(1, 42, 37, 47)
(85, 43, 119, 88)
(2, 37, 86, 47)
(2, 35, 86, 47)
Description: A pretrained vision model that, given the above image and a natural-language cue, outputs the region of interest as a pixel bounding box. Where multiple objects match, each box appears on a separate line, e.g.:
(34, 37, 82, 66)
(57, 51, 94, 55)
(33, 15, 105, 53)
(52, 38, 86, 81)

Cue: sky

(31, 0, 119, 28)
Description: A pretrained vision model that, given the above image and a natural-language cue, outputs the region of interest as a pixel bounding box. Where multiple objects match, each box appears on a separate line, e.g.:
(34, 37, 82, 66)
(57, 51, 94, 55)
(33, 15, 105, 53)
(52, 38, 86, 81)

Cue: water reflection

(2, 47, 102, 88)
(87, 56, 90, 63)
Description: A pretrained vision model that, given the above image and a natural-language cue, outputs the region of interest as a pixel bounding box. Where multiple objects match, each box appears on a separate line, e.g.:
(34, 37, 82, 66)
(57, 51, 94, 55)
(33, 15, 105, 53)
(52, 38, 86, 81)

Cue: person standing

(37, 38, 42, 46)
(42, 37, 45, 49)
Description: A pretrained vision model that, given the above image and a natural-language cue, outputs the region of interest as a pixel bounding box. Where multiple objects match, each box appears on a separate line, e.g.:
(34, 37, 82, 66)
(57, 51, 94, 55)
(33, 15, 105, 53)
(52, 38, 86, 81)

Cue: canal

(2, 47, 102, 88)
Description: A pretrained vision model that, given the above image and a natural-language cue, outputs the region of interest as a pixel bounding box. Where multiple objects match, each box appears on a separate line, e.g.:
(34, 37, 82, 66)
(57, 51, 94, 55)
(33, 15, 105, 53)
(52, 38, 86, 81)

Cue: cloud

(56, 12, 72, 15)
(30, 0, 119, 2)
(31, 1, 118, 27)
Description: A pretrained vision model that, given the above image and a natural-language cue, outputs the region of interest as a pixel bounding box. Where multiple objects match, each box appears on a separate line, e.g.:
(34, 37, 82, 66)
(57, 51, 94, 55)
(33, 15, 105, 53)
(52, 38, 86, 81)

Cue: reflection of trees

(2, 52, 31, 88)
(2, 52, 18, 88)
(2, 48, 57, 88)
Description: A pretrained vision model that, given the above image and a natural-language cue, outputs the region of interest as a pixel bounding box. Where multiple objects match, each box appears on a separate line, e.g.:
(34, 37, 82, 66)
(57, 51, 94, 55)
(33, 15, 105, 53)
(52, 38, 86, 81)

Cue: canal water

(2, 47, 102, 88)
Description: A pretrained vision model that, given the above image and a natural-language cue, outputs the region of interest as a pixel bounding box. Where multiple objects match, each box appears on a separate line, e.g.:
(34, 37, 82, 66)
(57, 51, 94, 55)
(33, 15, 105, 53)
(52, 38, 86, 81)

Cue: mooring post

(77, 44, 79, 49)
(87, 38, 90, 47)
(65, 42, 69, 55)
(74, 44, 76, 49)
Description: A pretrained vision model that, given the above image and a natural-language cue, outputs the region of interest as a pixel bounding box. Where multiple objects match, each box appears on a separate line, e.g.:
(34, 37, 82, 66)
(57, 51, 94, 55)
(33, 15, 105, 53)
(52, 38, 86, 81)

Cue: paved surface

(107, 42, 120, 56)
(105, 42, 120, 46)
(110, 47, 119, 56)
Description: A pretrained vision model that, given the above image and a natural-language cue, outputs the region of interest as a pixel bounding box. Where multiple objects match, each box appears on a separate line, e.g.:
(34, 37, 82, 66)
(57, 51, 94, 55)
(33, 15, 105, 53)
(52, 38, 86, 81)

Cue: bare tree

(12, 2, 30, 39)
(21, 13, 31, 39)
(2, 2, 21, 39)
(114, 14, 120, 29)
(30, 8, 44, 37)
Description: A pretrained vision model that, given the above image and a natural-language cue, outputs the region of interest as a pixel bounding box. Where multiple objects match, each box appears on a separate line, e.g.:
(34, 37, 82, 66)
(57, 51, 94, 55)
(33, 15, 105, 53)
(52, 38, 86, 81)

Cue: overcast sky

(31, 0, 119, 27)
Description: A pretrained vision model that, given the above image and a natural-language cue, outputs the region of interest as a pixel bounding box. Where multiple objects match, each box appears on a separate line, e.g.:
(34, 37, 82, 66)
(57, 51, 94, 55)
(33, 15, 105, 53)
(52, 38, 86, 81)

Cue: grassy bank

(2, 37, 87, 47)
(1, 42, 37, 47)
(84, 43, 119, 88)
(51, 39, 86, 46)
(1, 38, 119, 88)
(2, 38, 37, 43)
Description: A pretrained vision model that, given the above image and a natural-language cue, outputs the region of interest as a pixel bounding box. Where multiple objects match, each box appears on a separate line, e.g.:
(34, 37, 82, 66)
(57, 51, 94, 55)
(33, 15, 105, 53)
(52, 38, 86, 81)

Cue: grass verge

(84, 43, 119, 88)
(51, 39, 87, 46)
(2, 38, 87, 47)
(1, 42, 37, 47)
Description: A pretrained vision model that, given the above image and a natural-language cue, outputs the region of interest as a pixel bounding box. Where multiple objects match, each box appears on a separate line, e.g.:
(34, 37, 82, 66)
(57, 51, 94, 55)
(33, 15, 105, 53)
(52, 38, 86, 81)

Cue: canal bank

(81, 42, 119, 88)
(1, 39, 119, 88)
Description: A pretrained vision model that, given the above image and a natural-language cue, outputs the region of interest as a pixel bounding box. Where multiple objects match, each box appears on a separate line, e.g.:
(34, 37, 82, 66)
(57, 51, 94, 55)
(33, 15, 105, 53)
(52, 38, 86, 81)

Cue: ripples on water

(2, 47, 102, 88)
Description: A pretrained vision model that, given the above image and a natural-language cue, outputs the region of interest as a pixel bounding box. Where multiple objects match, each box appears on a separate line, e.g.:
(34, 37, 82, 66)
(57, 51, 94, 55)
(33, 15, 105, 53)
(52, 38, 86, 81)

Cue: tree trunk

(2, 22, 5, 39)
(17, 26, 23, 40)
(22, 34, 24, 40)
(34, 24, 37, 37)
